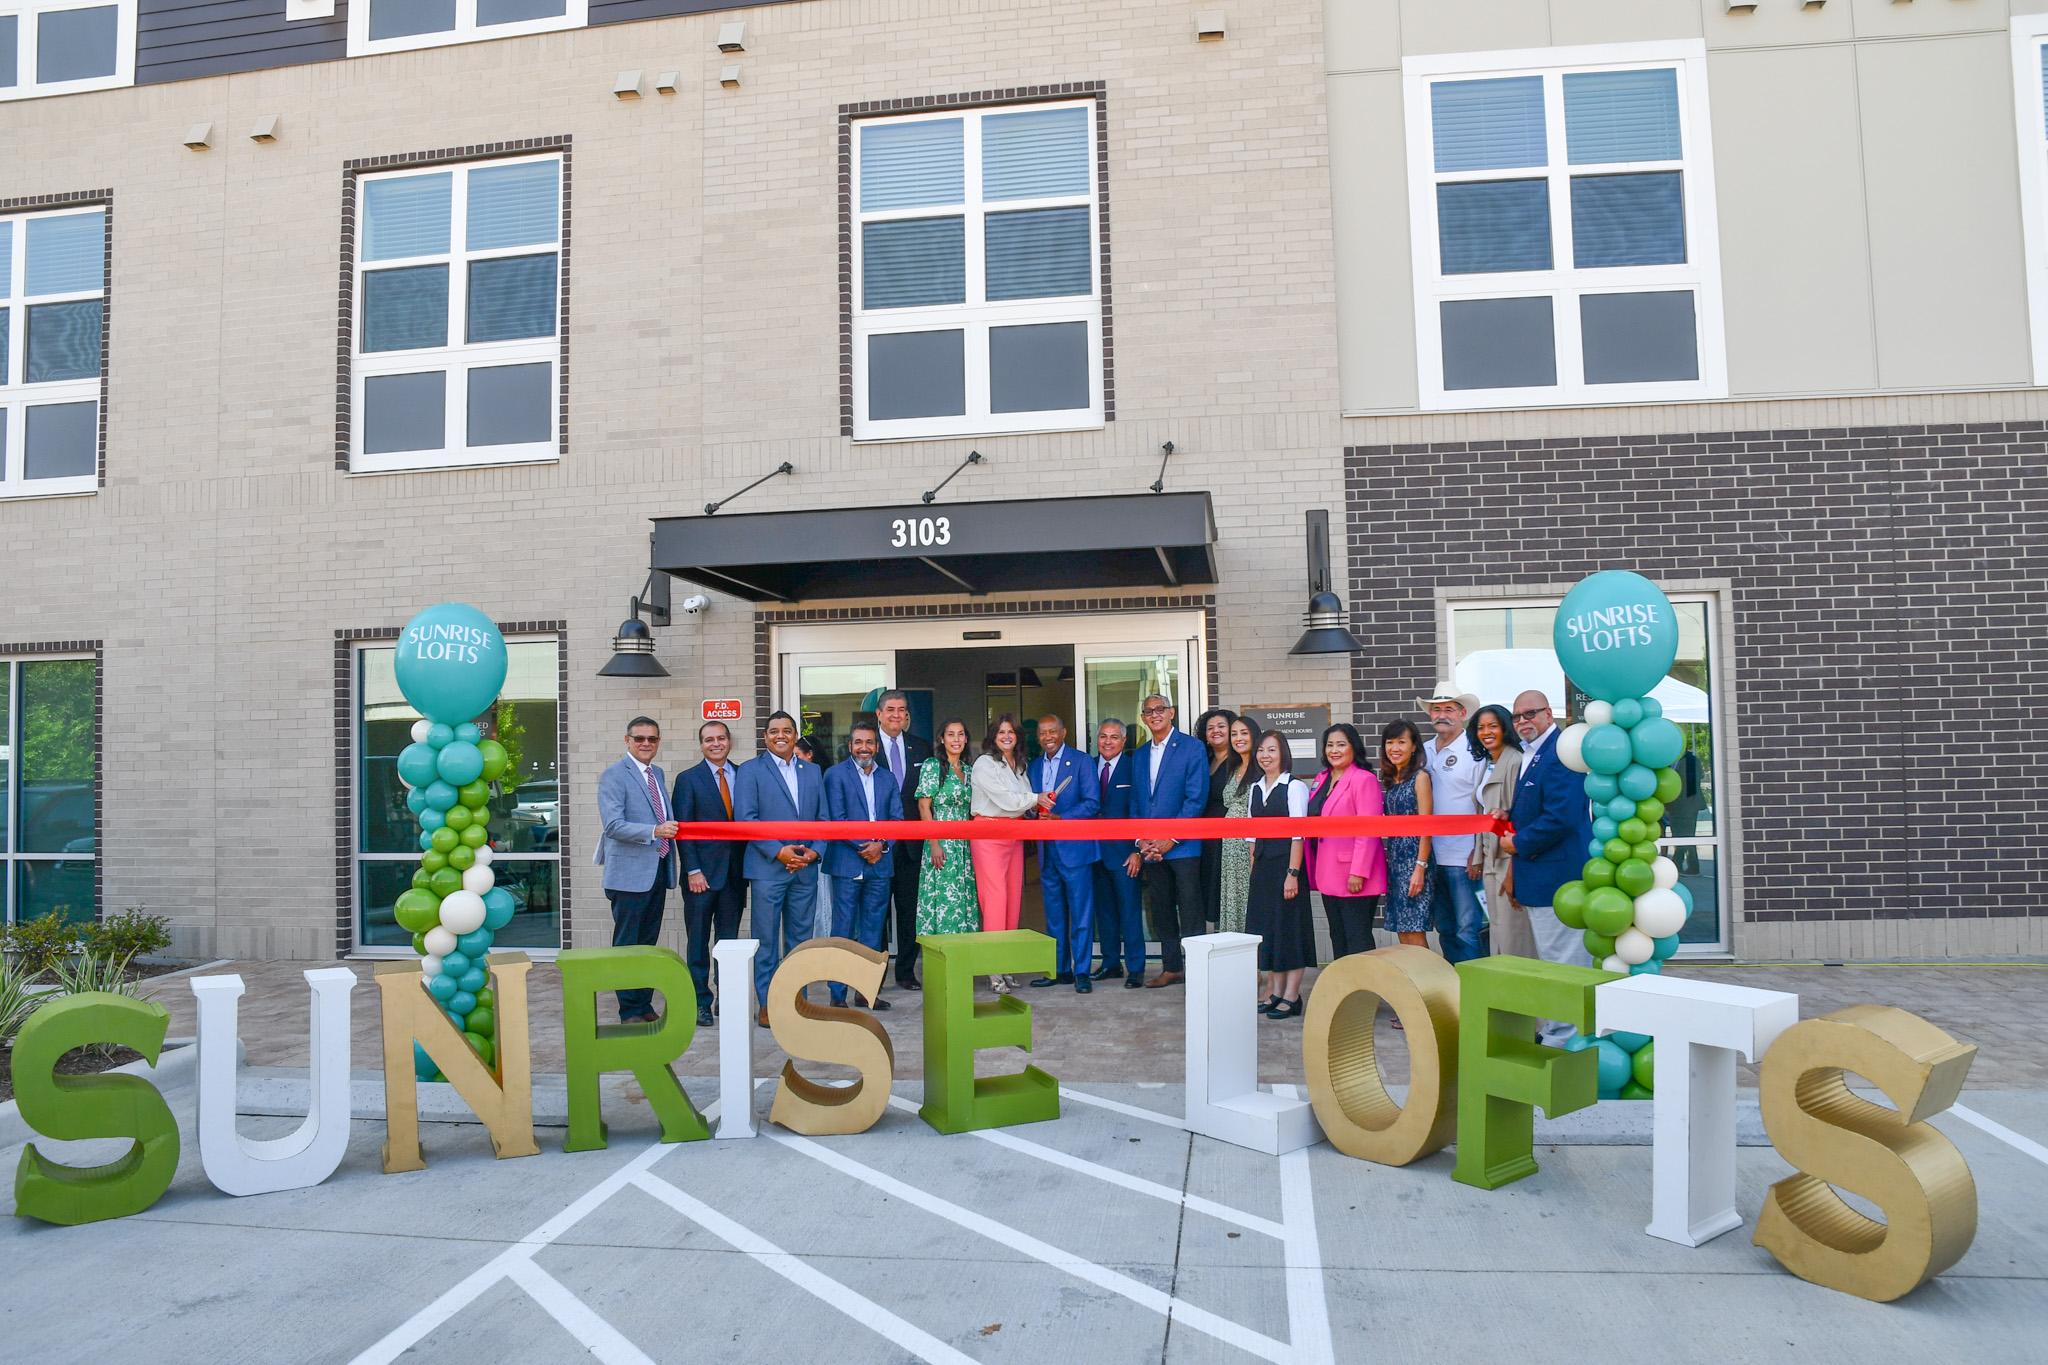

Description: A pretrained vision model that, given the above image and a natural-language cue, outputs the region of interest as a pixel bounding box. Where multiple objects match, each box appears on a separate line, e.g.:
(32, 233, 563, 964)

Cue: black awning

(651, 491, 1217, 602)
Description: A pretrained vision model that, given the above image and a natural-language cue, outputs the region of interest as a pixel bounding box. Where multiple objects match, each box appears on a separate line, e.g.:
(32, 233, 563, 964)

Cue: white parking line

(1273, 1085, 1335, 1365)
(1948, 1103, 2048, 1168)
(1058, 1086, 1190, 1130)
(503, 1257, 658, 1365)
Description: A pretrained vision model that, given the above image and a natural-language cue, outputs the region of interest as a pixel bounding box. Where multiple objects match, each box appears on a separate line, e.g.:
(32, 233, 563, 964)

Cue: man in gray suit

(595, 716, 681, 1023)
(732, 709, 825, 1028)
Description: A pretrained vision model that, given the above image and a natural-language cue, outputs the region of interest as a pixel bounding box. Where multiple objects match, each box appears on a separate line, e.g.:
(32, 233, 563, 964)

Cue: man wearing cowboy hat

(1418, 683, 1487, 963)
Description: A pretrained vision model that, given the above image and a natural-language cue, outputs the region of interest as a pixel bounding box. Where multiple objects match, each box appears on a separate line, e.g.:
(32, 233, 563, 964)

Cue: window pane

(358, 647, 418, 853)
(467, 362, 551, 447)
(19, 659, 95, 854)
(477, 0, 565, 23)
(25, 212, 104, 296)
(467, 254, 556, 342)
(467, 161, 560, 250)
(868, 330, 965, 420)
(1571, 172, 1685, 268)
(357, 860, 416, 947)
(36, 5, 117, 84)
(1580, 290, 1698, 384)
(489, 648, 561, 848)
(983, 107, 1090, 200)
(1564, 68, 1681, 165)
(368, 0, 457, 41)
(24, 401, 95, 478)
(1431, 76, 1546, 173)
(362, 264, 449, 352)
(19, 862, 95, 927)
(484, 860, 560, 948)
(26, 299, 101, 381)
(0, 312, 9, 377)
(1437, 180, 1551, 274)
(862, 218, 964, 309)
(0, 221, 11, 291)
(362, 173, 452, 261)
(860, 120, 964, 211)
(985, 207, 1090, 300)
(1, 16, 16, 89)
(989, 322, 1087, 413)
(363, 371, 446, 454)
(1440, 296, 1555, 390)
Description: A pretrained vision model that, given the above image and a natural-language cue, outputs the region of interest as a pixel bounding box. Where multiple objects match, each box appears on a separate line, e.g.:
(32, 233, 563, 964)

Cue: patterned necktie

(717, 765, 732, 819)
(1101, 760, 1111, 790)
(646, 765, 670, 854)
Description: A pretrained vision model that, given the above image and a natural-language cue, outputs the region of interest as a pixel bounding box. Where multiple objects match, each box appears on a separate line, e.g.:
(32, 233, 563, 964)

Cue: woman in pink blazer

(1303, 723, 1386, 964)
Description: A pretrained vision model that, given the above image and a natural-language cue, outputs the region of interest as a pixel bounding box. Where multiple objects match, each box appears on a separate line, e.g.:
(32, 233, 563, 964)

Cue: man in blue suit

(671, 719, 746, 1029)
(595, 716, 681, 1024)
(732, 709, 825, 1028)
(1127, 693, 1208, 988)
(1505, 689, 1597, 1045)
(1089, 719, 1147, 988)
(1027, 714, 1101, 993)
(822, 719, 902, 1009)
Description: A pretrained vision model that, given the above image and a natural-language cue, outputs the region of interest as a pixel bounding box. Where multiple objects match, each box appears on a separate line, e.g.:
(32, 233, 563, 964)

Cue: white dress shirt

(971, 754, 1040, 818)
(1424, 734, 1485, 866)
(764, 750, 802, 806)
(882, 729, 908, 778)
(1148, 732, 1169, 786)
(627, 755, 667, 820)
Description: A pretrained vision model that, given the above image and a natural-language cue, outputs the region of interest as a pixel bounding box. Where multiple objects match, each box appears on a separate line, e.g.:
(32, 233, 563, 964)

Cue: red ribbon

(668, 815, 1508, 841)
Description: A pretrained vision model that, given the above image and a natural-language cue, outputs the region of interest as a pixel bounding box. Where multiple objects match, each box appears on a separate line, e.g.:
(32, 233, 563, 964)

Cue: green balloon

(1618, 1079, 1652, 1100)
(1654, 767, 1683, 803)
(430, 827, 459, 853)
(394, 888, 442, 934)
(1615, 818, 1648, 846)
(459, 780, 491, 807)
(1604, 838, 1634, 863)
(1633, 796, 1666, 825)
(459, 824, 488, 848)
(1583, 859, 1617, 890)
(1614, 859, 1655, 897)
(411, 869, 432, 891)
(1631, 839, 1661, 863)
(448, 844, 476, 871)
(1633, 1040, 1656, 1089)
(474, 986, 495, 1011)
(443, 803, 473, 831)
(477, 741, 510, 781)
(463, 1032, 495, 1068)
(1584, 886, 1635, 937)
(420, 849, 448, 874)
(1583, 928, 1617, 960)
(429, 867, 464, 899)
(1553, 881, 1589, 929)
(465, 1006, 495, 1037)
(412, 931, 429, 955)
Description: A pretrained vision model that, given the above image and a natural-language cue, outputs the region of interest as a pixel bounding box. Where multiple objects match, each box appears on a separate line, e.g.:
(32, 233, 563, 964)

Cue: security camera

(681, 594, 710, 616)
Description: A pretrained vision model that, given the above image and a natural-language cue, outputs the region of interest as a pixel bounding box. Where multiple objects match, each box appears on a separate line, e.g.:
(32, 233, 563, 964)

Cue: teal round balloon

(413, 1042, 440, 1082)
(1581, 724, 1633, 775)
(1616, 763, 1659, 801)
(1608, 1031, 1651, 1053)
(426, 723, 454, 749)
(1603, 795, 1637, 822)
(1592, 1037, 1633, 1093)
(1610, 698, 1644, 730)
(455, 722, 482, 744)
(1638, 696, 1663, 721)
(1552, 571, 1681, 703)
(394, 603, 509, 726)
(1583, 773, 1619, 803)
(440, 951, 471, 978)
(425, 973, 458, 1001)
(418, 807, 446, 832)
(1629, 716, 1684, 770)
(1628, 958, 1663, 976)
(422, 780, 459, 812)
(1592, 816, 1619, 843)
(448, 990, 477, 1016)
(1652, 933, 1681, 961)
(454, 927, 493, 957)
(396, 742, 440, 789)
(481, 887, 516, 930)
(435, 740, 485, 787)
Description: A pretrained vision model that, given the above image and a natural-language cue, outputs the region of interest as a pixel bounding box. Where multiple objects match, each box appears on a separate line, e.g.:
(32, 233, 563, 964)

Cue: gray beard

(855, 756, 876, 773)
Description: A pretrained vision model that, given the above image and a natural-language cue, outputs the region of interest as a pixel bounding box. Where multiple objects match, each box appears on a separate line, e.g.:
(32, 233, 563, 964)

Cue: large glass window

(1, 205, 103, 497)
(347, 0, 582, 58)
(852, 102, 1104, 440)
(4, 657, 97, 926)
(1403, 41, 1725, 409)
(350, 156, 561, 472)
(0, 1, 133, 101)
(356, 638, 560, 950)
(1448, 596, 1725, 952)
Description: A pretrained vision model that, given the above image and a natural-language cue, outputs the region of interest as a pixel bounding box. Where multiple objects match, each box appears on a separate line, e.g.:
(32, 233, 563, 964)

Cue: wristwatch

(1284, 868, 1300, 879)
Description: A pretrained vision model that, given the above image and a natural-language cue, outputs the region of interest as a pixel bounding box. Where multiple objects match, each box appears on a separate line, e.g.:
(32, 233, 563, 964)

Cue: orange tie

(718, 766, 732, 819)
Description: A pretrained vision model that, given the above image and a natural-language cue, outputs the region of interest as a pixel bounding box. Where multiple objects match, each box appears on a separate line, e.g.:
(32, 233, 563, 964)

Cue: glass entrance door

(783, 652, 893, 766)
(1077, 640, 1194, 743)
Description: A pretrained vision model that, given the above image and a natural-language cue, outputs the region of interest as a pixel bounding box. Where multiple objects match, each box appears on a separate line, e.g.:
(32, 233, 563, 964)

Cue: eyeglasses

(628, 734, 660, 744)
(1510, 707, 1550, 723)
(1140, 706, 1170, 717)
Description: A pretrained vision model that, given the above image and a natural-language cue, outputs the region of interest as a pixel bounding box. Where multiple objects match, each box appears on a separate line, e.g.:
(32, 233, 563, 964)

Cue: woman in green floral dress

(914, 719, 981, 936)
(1219, 716, 1259, 934)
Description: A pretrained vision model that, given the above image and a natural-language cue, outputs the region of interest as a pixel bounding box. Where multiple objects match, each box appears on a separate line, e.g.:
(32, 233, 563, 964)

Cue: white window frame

(1, 203, 102, 499)
(346, 0, 584, 58)
(349, 152, 561, 474)
(2009, 17, 2048, 386)
(0, 0, 135, 102)
(851, 101, 1106, 442)
(1401, 39, 1727, 412)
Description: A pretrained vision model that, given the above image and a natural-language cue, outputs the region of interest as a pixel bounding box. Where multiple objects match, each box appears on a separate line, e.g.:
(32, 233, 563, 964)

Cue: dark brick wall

(1344, 420, 2048, 926)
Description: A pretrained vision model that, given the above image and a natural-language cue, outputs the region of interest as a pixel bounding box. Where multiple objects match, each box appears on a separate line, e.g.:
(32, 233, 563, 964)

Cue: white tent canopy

(1454, 648, 1709, 723)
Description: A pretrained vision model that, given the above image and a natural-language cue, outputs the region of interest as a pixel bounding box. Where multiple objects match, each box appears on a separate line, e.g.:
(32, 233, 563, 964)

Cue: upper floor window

(1402, 41, 1726, 410)
(349, 154, 562, 473)
(0, 1, 133, 101)
(851, 101, 1105, 441)
(1, 204, 104, 498)
(2009, 16, 2048, 385)
(348, 0, 584, 57)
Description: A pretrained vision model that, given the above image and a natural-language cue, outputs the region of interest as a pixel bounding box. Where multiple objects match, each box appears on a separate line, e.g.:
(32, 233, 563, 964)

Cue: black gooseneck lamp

(598, 566, 673, 678)
(1289, 509, 1366, 656)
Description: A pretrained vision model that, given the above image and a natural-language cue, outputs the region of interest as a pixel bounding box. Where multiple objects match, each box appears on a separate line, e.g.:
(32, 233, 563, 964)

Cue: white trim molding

(346, 0, 585, 60)
(2010, 16, 2048, 387)
(0, 0, 136, 102)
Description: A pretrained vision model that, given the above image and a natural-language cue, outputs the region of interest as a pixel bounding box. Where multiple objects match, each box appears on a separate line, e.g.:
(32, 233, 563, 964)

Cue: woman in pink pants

(970, 713, 1043, 989)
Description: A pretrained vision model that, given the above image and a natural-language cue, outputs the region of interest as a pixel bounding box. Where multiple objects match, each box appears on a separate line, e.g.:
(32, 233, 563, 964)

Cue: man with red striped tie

(595, 716, 681, 1024)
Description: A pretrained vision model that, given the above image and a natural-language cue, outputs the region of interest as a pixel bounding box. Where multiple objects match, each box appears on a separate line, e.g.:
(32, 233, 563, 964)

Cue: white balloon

(423, 926, 457, 957)
(1556, 722, 1590, 773)
(1584, 700, 1614, 727)
(438, 890, 487, 935)
(1632, 887, 1687, 939)
(1601, 954, 1628, 974)
(420, 954, 444, 978)
(471, 844, 494, 867)
(1651, 856, 1680, 890)
(1614, 927, 1655, 965)
(411, 719, 432, 743)
(462, 865, 496, 895)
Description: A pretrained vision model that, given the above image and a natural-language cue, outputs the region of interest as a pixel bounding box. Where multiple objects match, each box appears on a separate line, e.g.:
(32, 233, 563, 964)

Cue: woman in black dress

(1193, 707, 1238, 927)
(1245, 730, 1314, 1019)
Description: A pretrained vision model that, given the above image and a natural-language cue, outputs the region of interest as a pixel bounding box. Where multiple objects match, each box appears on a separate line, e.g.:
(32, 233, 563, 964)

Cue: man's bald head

(1512, 690, 1553, 744)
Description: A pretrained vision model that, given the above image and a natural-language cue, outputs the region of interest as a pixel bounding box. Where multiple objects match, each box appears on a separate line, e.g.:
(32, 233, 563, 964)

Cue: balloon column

(1546, 570, 1696, 1100)
(383, 604, 515, 1082)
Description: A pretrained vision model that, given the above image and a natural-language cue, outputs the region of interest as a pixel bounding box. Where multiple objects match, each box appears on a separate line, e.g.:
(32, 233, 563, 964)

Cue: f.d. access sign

(701, 699, 743, 721)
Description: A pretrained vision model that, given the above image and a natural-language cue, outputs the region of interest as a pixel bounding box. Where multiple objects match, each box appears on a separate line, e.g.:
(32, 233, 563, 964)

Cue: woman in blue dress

(1377, 719, 1435, 950)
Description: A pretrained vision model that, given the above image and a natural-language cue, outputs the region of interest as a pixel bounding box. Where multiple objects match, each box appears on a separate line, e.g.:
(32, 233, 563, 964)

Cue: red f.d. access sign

(701, 699, 743, 721)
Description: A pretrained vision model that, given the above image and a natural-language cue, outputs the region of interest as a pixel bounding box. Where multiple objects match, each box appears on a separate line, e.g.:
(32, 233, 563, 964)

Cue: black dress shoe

(1029, 973, 1074, 988)
(1075, 976, 1093, 994)
(898, 978, 921, 991)
(1258, 994, 1283, 1015)
(1124, 973, 1146, 989)
(1089, 965, 1124, 981)
(1265, 998, 1303, 1020)
(867, 995, 892, 1011)
(697, 1006, 715, 1028)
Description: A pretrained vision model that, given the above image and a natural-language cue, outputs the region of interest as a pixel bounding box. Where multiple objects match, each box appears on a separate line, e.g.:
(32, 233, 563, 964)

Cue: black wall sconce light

(1289, 509, 1365, 656)
(598, 567, 673, 678)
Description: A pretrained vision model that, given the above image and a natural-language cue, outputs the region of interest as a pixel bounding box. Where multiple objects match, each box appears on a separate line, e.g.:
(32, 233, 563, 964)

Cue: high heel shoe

(992, 974, 1012, 995)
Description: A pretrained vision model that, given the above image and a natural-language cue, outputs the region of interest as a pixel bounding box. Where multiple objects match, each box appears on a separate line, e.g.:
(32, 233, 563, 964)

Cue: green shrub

(88, 908, 172, 963)
(0, 959, 38, 1044)
(5, 910, 84, 979)
(54, 950, 150, 1058)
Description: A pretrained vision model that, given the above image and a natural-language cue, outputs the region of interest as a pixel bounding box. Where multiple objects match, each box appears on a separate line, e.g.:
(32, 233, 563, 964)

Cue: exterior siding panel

(137, 0, 347, 85)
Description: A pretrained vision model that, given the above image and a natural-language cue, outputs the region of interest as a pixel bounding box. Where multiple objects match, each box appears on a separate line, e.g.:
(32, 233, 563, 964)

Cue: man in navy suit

(1127, 693, 1208, 988)
(1504, 689, 1597, 1044)
(1027, 714, 1102, 993)
(732, 710, 825, 1028)
(1090, 719, 1147, 987)
(671, 719, 746, 1029)
(822, 719, 902, 1009)
(873, 690, 934, 990)
(595, 717, 680, 1024)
